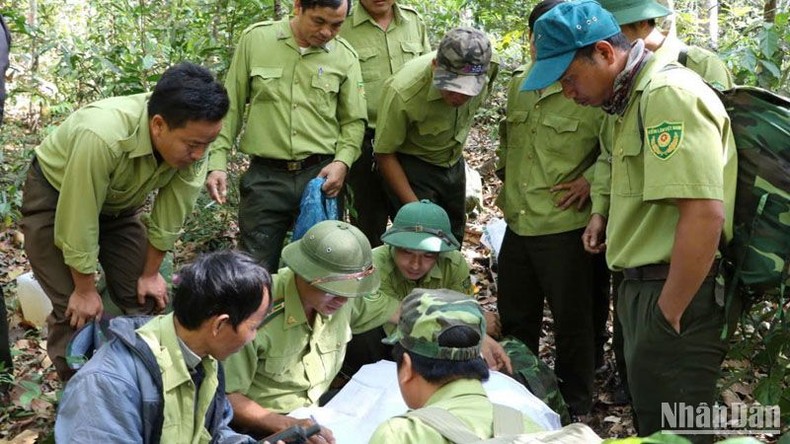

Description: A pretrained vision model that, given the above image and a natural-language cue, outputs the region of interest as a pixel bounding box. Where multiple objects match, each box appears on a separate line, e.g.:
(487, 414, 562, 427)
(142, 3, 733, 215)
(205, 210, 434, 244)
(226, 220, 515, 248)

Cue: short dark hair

(148, 62, 229, 129)
(299, 0, 351, 16)
(574, 33, 631, 61)
(528, 0, 566, 32)
(393, 325, 489, 385)
(173, 251, 271, 331)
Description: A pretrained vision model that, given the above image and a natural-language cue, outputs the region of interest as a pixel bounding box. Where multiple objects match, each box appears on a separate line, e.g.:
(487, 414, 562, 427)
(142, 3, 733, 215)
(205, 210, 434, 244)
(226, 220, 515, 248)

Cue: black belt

(252, 154, 332, 172)
(623, 260, 720, 281)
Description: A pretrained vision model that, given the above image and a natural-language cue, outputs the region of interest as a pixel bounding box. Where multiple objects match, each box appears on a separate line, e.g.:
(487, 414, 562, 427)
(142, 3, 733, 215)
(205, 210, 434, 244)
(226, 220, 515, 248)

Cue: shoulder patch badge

(646, 121, 683, 160)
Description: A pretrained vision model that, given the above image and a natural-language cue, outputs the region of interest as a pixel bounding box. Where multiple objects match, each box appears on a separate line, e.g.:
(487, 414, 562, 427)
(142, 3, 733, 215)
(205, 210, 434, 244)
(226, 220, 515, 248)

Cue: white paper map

(289, 360, 562, 443)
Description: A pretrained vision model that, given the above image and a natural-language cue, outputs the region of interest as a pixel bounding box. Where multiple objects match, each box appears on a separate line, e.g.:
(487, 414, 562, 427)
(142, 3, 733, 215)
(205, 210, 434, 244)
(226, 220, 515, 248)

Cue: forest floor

(0, 120, 642, 443)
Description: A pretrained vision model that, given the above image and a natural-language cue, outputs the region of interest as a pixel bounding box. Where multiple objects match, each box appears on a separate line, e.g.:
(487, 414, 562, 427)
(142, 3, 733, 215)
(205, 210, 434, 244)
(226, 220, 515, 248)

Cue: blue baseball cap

(522, 0, 621, 91)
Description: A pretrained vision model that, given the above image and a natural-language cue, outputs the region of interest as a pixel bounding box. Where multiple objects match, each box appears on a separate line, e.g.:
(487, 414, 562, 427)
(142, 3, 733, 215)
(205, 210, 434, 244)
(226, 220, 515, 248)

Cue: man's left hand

(137, 273, 168, 312)
(318, 161, 348, 198)
(551, 176, 591, 210)
(482, 335, 513, 374)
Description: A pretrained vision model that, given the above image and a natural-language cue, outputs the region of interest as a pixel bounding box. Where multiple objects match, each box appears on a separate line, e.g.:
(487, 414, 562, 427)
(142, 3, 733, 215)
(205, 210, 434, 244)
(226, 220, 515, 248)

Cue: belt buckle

(286, 160, 302, 172)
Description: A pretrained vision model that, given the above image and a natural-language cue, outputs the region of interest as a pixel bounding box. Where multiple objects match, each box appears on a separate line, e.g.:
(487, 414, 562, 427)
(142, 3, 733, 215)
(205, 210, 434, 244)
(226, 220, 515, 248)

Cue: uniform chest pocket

(251, 67, 283, 102)
(311, 74, 341, 117)
(417, 118, 453, 137)
(538, 114, 580, 151)
(316, 325, 351, 375)
(357, 48, 383, 81)
(611, 134, 645, 197)
(263, 353, 301, 383)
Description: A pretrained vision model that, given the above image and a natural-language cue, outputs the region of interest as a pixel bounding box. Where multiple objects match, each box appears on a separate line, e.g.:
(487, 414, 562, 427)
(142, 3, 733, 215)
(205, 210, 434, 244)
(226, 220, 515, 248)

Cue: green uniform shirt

(372, 245, 472, 334)
(373, 52, 498, 167)
(339, 3, 430, 128)
(369, 379, 543, 443)
(496, 64, 604, 236)
(208, 20, 367, 172)
(223, 268, 397, 413)
(605, 57, 737, 269)
(34, 93, 206, 274)
(137, 314, 219, 444)
(592, 37, 733, 217)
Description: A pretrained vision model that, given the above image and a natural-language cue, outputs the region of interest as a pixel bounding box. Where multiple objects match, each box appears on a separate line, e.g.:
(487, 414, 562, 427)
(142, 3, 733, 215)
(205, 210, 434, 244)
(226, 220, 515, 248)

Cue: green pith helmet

(598, 0, 671, 25)
(281, 221, 380, 298)
(380, 200, 461, 253)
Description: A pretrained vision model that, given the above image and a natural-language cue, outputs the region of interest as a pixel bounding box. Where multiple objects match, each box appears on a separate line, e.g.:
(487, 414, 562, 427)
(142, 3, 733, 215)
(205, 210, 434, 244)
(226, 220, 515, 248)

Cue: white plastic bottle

(16, 271, 52, 328)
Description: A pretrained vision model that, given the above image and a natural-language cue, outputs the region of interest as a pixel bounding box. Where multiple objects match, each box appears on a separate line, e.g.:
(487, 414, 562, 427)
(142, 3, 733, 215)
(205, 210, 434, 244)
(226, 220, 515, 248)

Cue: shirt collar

(120, 93, 157, 159)
(351, 3, 407, 28)
(280, 268, 310, 329)
(277, 19, 334, 53)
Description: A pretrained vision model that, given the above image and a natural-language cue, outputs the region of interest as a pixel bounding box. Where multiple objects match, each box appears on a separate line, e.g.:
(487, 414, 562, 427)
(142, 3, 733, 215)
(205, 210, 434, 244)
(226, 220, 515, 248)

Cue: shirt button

(534, 104, 540, 109)
(293, 104, 297, 109)
(519, 210, 526, 215)
(619, 149, 624, 155)
(292, 130, 297, 136)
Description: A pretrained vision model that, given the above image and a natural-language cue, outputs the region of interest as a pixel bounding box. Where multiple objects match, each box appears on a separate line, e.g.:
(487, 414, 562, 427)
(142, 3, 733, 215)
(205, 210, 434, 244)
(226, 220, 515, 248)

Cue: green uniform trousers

(618, 276, 727, 444)
(497, 227, 595, 415)
(20, 159, 153, 380)
(347, 129, 388, 248)
(386, 153, 466, 245)
(238, 156, 333, 271)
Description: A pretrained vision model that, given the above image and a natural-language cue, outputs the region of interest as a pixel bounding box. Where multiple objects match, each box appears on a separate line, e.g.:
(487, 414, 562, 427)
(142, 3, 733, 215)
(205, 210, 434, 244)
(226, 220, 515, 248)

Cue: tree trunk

(707, 0, 718, 46)
(274, 0, 284, 20)
(764, 0, 776, 23)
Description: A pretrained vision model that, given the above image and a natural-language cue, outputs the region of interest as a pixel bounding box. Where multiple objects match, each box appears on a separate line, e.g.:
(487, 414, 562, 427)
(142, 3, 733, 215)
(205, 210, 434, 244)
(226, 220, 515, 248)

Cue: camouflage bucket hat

(383, 289, 486, 360)
(598, 0, 671, 25)
(380, 200, 460, 253)
(434, 27, 492, 97)
(281, 221, 380, 298)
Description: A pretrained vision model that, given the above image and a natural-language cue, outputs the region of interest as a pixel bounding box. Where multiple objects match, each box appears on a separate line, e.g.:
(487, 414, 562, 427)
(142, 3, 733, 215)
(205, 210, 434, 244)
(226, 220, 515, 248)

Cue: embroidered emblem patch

(646, 121, 683, 160)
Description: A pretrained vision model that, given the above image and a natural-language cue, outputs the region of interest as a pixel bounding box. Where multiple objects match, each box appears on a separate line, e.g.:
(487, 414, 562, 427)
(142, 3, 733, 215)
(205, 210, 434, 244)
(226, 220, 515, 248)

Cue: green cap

(598, 0, 671, 25)
(434, 27, 492, 96)
(522, 0, 621, 91)
(281, 221, 380, 298)
(383, 289, 485, 360)
(380, 200, 460, 252)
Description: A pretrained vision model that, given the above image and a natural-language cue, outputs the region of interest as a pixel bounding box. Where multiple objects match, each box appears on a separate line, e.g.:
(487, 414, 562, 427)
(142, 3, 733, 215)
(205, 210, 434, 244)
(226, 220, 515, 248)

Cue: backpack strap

(492, 403, 525, 436)
(406, 407, 482, 444)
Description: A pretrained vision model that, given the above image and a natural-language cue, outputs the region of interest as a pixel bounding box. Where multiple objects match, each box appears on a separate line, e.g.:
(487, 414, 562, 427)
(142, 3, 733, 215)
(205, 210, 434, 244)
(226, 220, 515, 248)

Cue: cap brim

(521, 50, 576, 91)
(281, 242, 381, 298)
(380, 232, 459, 253)
(611, 3, 671, 24)
(433, 67, 486, 96)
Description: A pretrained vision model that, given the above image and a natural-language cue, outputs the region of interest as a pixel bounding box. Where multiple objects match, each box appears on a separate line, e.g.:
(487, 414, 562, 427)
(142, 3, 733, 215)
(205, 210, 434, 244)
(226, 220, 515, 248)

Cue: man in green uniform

(496, 0, 604, 418)
(21, 62, 229, 381)
(592, 0, 735, 405)
(523, 1, 736, 441)
(339, 0, 431, 246)
(342, 200, 511, 376)
(374, 27, 497, 244)
(206, 0, 367, 270)
(223, 221, 397, 443)
(56, 251, 271, 443)
(369, 289, 544, 443)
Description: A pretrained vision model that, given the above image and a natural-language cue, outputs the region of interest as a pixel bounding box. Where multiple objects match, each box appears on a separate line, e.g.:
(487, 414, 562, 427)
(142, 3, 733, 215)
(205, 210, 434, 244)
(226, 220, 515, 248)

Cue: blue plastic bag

(292, 177, 339, 241)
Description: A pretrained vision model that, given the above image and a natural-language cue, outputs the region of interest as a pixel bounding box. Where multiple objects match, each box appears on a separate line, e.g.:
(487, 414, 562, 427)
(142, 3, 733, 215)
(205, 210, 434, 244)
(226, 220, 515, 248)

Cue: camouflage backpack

(640, 71, 790, 307)
(712, 86, 790, 306)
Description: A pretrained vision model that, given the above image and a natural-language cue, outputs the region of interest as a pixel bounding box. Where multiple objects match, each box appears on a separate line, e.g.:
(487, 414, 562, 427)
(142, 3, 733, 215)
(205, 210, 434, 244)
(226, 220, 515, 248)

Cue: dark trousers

(341, 326, 391, 379)
(611, 271, 630, 396)
(387, 153, 466, 245)
(497, 227, 595, 415)
(0, 287, 11, 380)
(238, 157, 333, 271)
(347, 129, 388, 248)
(592, 253, 611, 369)
(618, 276, 728, 443)
(20, 160, 153, 381)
